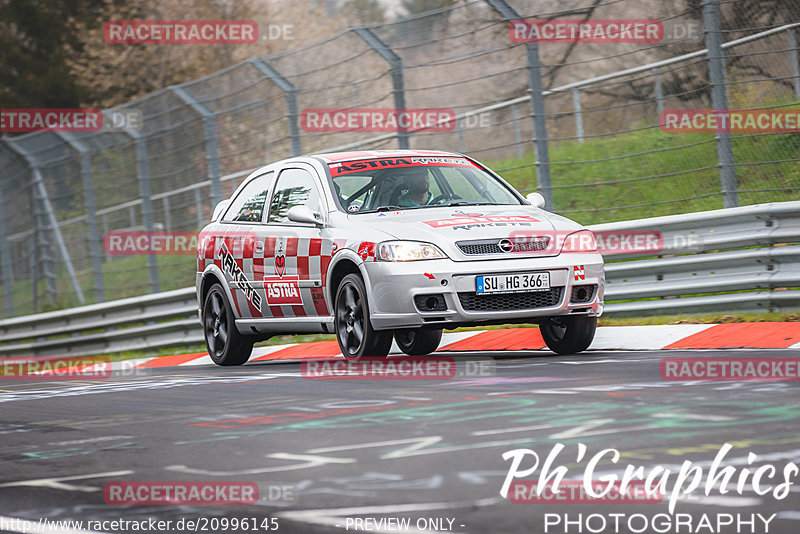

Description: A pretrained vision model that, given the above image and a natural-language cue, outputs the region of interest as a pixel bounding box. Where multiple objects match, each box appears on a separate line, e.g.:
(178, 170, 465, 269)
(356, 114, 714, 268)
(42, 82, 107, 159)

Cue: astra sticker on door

(264, 276, 302, 305)
(574, 265, 585, 281)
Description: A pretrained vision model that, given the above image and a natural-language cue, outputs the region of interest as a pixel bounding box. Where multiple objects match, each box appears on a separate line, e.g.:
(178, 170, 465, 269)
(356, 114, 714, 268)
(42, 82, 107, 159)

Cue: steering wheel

(430, 193, 463, 205)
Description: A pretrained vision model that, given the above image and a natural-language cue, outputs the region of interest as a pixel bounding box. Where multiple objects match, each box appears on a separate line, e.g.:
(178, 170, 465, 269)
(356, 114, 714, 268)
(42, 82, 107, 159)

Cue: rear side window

(222, 172, 274, 222)
(268, 168, 323, 223)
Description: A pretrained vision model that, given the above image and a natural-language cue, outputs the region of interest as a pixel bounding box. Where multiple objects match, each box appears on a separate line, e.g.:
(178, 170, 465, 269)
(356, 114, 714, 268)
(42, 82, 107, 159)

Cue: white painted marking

(471, 424, 554, 436)
(0, 470, 133, 492)
(165, 453, 355, 476)
(588, 324, 716, 350)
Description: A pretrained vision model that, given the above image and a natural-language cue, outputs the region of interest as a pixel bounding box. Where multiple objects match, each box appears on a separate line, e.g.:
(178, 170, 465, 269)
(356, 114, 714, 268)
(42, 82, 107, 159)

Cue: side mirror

(212, 199, 230, 221)
(526, 192, 546, 209)
(287, 205, 323, 226)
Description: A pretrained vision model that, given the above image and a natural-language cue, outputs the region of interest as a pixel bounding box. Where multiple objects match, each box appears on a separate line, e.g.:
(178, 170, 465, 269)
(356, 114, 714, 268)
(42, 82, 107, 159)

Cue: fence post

(0, 183, 14, 316)
(194, 188, 204, 228)
(702, 0, 738, 208)
(572, 89, 584, 144)
(247, 58, 302, 157)
(4, 138, 85, 306)
(486, 0, 553, 209)
(455, 120, 466, 153)
(162, 197, 172, 231)
(653, 67, 664, 116)
(115, 119, 160, 293)
(170, 86, 223, 208)
(352, 26, 409, 150)
(788, 28, 800, 97)
(55, 132, 105, 303)
(510, 103, 523, 158)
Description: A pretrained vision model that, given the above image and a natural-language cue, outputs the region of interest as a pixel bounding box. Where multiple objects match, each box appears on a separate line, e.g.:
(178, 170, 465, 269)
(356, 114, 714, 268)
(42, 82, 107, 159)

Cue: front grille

(457, 237, 551, 255)
(458, 287, 563, 311)
(570, 285, 596, 303)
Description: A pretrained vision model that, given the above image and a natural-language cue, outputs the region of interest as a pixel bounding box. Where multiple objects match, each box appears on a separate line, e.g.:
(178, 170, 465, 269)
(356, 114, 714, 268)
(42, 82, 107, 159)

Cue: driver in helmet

(396, 168, 432, 207)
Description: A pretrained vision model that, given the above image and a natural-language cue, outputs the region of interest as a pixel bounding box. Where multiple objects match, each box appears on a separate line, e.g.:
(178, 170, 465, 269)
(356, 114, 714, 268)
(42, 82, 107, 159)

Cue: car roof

(311, 149, 463, 164)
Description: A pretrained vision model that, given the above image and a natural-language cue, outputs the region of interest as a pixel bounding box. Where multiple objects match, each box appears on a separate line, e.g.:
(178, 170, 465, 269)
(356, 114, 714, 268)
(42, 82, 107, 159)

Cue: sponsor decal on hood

(423, 215, 540, 229)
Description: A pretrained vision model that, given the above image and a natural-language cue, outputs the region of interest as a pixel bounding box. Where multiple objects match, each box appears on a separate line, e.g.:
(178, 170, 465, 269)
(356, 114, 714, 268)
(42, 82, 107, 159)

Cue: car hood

(348, 204, 582, 260)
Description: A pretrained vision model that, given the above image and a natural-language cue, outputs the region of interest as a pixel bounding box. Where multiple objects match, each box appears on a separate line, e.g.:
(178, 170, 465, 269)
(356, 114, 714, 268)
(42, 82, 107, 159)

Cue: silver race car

(196, 150, 604, 364)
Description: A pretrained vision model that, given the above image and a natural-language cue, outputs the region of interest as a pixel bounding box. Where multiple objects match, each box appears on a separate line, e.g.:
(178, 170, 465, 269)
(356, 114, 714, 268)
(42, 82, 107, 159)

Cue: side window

(268, 168, 323, 223)
(222, 172, 274, 222)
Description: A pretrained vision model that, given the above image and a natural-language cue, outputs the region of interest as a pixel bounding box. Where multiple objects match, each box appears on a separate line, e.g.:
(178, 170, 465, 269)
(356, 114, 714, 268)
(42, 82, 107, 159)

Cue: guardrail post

(653, 67, 664, 116)
(486, 0, 553, 209)
(0, 183, 14, 316)
(115, 118, 160, 293)
(55, 132, 105, 303)
(247, 58, 302, 156)
(352, 27, 410, 150)
(788, 28, 800, 97)
(572, 89, 584, 144)
(4, 138, 85, 307)
(170, 86, 223, 208)
(702, 0, 738, 208)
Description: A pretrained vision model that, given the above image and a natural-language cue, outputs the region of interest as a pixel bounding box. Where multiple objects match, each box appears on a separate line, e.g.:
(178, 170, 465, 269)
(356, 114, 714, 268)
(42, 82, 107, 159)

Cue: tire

(540, 316, 597, 355)
(394, 328, 442, 356)
(335, 273, 392, 361)
(203, 283, 254, 366)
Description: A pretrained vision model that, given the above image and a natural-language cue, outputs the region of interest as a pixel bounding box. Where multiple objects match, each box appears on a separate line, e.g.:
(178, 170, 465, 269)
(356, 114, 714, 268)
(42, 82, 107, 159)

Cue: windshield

(327, 156, 522, 213)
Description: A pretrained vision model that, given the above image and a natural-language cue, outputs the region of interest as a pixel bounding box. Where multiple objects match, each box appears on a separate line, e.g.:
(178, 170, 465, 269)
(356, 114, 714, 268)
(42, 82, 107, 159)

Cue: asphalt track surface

(1, 349, 799, 534)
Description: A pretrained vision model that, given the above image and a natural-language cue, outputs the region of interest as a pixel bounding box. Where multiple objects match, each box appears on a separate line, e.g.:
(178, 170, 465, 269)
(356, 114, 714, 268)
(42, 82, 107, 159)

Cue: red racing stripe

(251, 341, 341, 361)
(439, 328, 546, 351)
(135, 352, 208, 368)
(664, 322, 800, 349)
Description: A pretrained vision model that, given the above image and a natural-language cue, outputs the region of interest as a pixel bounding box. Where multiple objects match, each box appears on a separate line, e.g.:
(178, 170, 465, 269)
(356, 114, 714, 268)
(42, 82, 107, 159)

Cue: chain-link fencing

(1, 0, 798, 317)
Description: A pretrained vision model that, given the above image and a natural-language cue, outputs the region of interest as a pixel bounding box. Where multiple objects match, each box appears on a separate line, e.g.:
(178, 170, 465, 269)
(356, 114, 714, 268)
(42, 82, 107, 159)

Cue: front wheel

(335, 274, 392, 361)
(203, 283, 254, 366)
(540, 316, 597, 355)
(394, 328, 442, 356)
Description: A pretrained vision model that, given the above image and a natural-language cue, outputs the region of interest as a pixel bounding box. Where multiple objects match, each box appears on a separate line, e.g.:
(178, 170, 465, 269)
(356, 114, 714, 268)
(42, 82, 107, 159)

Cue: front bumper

(363, 253, 604, 330)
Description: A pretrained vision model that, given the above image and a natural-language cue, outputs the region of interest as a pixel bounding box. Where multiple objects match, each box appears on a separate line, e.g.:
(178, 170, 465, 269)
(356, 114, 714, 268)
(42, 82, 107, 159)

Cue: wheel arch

(199, 265, 231, 317)
(327, 255, 364, 308)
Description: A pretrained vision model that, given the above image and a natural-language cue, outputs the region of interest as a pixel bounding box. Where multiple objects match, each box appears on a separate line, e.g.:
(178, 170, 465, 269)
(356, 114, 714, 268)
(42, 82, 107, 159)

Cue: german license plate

(476, 272, 550, 294)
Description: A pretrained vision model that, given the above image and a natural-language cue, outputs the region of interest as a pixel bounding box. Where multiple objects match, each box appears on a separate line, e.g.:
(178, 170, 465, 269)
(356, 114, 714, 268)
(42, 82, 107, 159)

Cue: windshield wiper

(374, 205, 402, 212)
(446, 201, 496, 207)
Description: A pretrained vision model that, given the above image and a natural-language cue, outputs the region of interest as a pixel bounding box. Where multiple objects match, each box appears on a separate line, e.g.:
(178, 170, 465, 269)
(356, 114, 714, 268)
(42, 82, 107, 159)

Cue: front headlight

(377, 241, 447, 261)
(559, 230, 598, 254)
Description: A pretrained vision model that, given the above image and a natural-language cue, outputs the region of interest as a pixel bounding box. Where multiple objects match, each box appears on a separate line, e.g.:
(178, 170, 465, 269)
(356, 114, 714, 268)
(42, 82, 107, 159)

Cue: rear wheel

(203, 283, 254, 366)
(335, 274, 392, 361)
(394, 328, 442, 356)
(540, 316, 597, 355)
